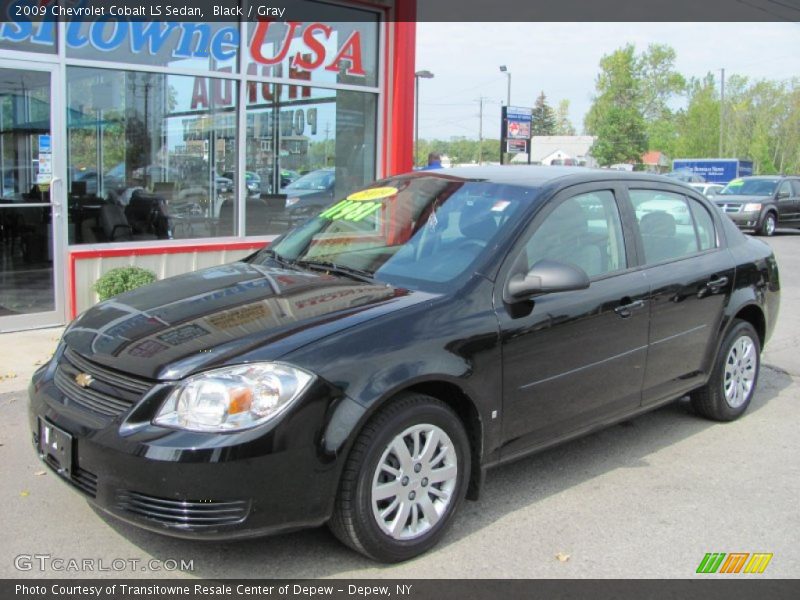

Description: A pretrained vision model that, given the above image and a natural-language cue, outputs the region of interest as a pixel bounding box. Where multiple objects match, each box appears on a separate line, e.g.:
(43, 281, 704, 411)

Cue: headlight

(743, 203, 762, 212)
(153, 363, 314, 432)
(286, 197, 300, 207)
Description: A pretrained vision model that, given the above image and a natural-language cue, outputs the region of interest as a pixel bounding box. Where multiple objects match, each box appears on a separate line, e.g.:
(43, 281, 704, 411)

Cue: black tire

(329, 393, 471, 562)
(691, 319, 761, 421)
(757, 212, 777, 237)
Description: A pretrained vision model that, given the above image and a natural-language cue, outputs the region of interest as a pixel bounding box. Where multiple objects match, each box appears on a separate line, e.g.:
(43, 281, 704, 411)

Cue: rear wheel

(757, 212, 776, 236)
(690, 319, 761, 421)
(329, 393, 470, 562)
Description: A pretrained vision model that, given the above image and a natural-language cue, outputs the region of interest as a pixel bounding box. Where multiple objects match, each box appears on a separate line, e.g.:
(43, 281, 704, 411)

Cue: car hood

(63, 262, 432, 381)
(714, 195, 769, 205)
(283, 187, 330, 198)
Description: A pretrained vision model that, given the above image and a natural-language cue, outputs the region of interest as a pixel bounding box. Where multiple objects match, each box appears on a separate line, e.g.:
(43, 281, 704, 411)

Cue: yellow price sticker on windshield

(347, 186, 398, 202)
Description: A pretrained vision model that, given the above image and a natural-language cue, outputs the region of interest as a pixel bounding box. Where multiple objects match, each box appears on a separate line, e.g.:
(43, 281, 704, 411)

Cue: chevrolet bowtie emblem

(75, 373, 94, 388)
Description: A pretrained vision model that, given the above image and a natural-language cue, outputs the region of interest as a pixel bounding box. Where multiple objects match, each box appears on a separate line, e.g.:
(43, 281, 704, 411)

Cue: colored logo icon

(696, 552, 773, 574)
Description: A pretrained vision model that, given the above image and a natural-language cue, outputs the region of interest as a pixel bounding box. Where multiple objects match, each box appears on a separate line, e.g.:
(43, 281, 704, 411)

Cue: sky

(414, 22, 800, 141)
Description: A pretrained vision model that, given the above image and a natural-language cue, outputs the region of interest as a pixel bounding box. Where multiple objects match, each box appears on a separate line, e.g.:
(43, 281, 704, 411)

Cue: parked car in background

(691, 183, 725, 198)
(280, 169, 300, 188)
(221, 171, 262, 196)
(31, 167, 779, 562)
(282, 167, 336, 225)
(714, 175, 800, 236)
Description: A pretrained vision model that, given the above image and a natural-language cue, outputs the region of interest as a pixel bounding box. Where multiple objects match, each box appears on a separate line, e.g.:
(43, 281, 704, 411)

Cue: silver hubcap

(765, 216, 775, 235)
(724, 335, 757, 408)
(371, 424, 458, 540)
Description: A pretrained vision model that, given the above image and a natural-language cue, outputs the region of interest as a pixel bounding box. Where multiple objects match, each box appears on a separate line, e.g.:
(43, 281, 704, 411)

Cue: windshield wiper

(260, 248, 298, 269)
(295, 259, 376, 283)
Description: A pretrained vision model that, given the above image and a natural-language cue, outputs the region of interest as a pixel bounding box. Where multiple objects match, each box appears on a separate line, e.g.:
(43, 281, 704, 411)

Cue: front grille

(64, 348, 151, 394)
(42, 455, 98, 498)
(116, 491, 250, 528)
(72, 468, 98, 497)
(54, 367, 136, 417)
(718, 203, 743, 213)
(53, 349, 153, 419)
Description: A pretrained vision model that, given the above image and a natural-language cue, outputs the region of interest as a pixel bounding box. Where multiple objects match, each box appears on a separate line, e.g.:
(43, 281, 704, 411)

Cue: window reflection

(244, 84, 376, 236)
(66, 67, 237, 243)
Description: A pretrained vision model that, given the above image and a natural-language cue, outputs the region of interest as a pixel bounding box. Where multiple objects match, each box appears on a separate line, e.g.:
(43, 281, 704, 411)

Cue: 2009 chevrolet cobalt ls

(30, 167, 779, 562)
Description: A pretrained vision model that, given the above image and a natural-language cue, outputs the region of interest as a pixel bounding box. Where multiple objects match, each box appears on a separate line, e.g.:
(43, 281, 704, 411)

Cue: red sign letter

(293, 22, 332, 71)
(250, 20, 302, 66)
(325, 31, 366, 77)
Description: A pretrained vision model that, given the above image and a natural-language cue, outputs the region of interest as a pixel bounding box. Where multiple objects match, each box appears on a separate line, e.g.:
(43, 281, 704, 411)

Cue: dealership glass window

(65, 21, 238, 73)
(1, 70, 54, 316)
(246, 13, 379, 88)
(243, 82, 377, 236)
(0, 19, 56, 54)
(66, 67, 238, 244)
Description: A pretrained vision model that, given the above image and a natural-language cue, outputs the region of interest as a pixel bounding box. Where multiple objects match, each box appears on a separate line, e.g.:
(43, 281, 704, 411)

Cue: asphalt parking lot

(1, 232, 798, 579)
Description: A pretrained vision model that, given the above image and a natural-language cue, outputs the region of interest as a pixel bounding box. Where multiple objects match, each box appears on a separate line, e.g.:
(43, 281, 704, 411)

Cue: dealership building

(0, 2, 416, 331)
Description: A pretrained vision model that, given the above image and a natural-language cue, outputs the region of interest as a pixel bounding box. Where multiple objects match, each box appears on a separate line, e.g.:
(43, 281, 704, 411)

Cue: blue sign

(672, 159, 754, 184)
(0, 20, 239, 63)
(38, 134, 51, 153)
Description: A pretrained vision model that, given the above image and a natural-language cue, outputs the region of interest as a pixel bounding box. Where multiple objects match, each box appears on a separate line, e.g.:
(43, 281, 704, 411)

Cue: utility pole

(478, 96, 486, 165)
(323, 122, 330, 166)
(719, 68, 725, 156)
(414, 70, 434, 167)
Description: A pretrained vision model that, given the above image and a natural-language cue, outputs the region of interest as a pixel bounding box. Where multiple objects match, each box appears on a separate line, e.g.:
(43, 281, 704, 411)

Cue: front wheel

(757, 212, 777, 236)
(329, 393, 470, 562)
(690, 319, 761, 421)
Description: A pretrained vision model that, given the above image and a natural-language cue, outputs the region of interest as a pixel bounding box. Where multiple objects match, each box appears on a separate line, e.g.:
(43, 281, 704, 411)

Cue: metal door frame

(0, 58, 66, 332)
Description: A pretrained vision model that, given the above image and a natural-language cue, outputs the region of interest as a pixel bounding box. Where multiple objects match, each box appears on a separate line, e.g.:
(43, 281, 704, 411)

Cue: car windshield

(255, 175, 535, 291)
(286, 170, 333, 191)
(720, 178, 779, 196)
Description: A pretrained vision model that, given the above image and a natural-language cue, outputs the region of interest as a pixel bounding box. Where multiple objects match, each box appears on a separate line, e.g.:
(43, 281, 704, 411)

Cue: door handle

(706, 276, 729, 291)
(614, 298, 645, 318)
(50, 177, 62, 217)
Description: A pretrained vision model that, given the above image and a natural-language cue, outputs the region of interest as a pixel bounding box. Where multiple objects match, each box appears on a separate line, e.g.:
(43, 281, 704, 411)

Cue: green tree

(530, 91, 557, 136)
(554, 99, 576, 136)
(672, 74, 720, 158)
(585, 45, 647, 165)
(637, 44, 685, 156)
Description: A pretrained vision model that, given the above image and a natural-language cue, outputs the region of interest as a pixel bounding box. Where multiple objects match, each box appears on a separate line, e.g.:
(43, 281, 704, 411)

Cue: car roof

(420, 165, 689, 188)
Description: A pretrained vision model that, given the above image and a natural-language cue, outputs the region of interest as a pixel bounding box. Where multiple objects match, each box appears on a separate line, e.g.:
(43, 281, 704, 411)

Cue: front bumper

(28, 359, 343, 540)
(724, 210, 761, 230)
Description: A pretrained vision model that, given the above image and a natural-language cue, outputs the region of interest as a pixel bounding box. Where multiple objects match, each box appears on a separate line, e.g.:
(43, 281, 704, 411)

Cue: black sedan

(29, 167, 779, 562)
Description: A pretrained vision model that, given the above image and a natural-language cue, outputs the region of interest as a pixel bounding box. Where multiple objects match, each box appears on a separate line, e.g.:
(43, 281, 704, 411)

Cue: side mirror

(777, 190, 790, 200)
(505, 259, 590, 302)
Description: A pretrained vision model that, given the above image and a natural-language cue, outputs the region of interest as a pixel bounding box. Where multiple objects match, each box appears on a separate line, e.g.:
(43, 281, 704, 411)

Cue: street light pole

(414, 70, 434, 167)
(499, 66, 511, 165)
(499, 65, 511, 107)
(719, 67, 725, 157)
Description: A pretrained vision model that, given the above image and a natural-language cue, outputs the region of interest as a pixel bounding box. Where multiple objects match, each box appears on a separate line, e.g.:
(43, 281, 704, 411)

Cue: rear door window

(630, 190, 711, 265)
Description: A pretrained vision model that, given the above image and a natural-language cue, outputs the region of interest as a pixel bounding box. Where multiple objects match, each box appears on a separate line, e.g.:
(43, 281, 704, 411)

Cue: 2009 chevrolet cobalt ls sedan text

(30, 167, 780, 562)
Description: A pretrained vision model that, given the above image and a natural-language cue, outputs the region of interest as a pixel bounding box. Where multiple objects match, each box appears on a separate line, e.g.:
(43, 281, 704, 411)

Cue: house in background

(641, 151, 671, 174)
(511, 136, 598, 167)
